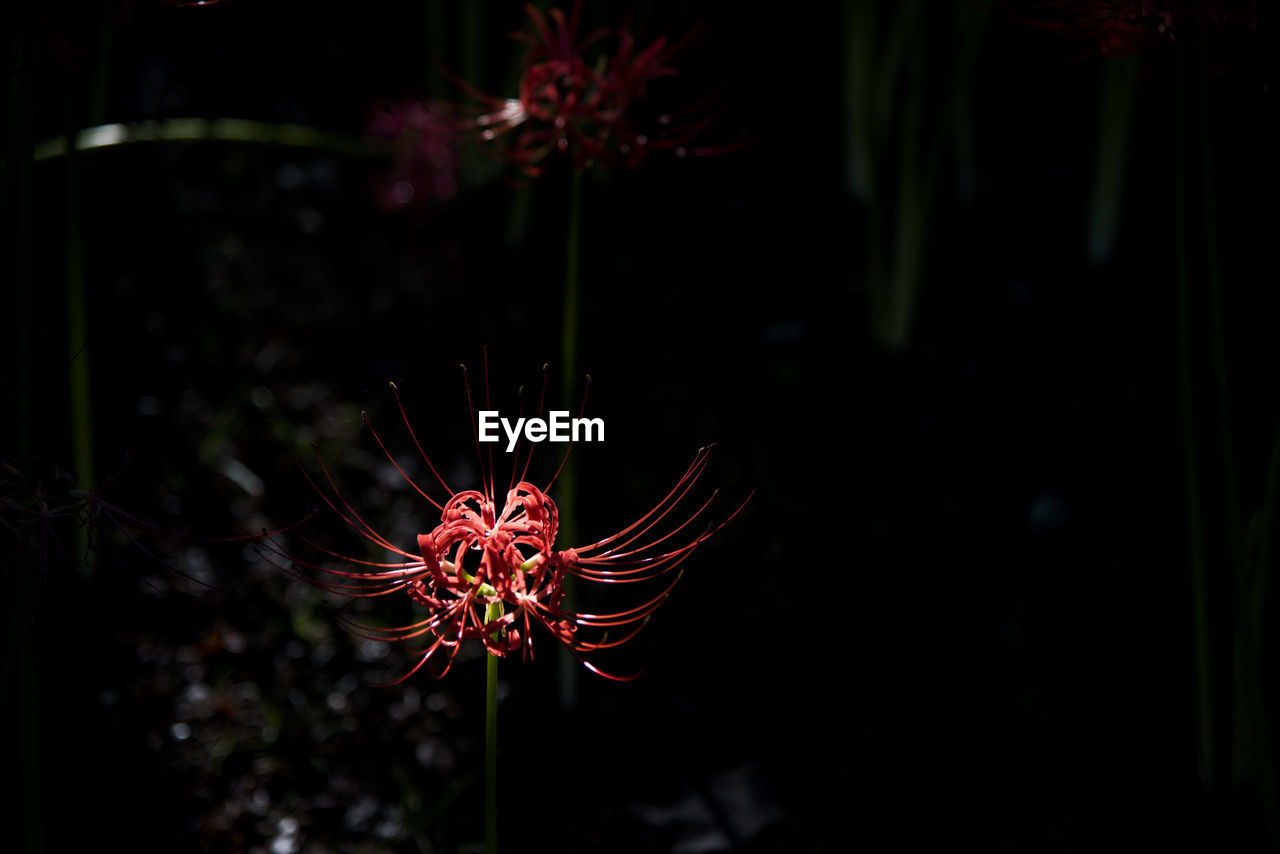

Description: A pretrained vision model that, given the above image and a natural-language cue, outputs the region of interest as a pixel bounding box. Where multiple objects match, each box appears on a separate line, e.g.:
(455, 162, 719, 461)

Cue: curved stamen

(364, 408, 444, 512)
(389, 381, 454, 499)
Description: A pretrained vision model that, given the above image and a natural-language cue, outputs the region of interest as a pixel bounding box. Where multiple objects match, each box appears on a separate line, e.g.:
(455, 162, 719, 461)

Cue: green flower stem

(484, 603, 501, 854)
(1192, 38, 1277, 839)
(557, 168, 583, 713)
(882, 8, 926, 351)
(845, 0, 965, 352)
(841, 0, 878, 203)
(1087, 55, 1139, 265)
(66, 71, 94, 577)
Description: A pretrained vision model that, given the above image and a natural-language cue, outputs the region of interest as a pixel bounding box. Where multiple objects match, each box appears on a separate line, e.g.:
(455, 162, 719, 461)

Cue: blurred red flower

(366, 98, 461, 211)
(363, 2, 739, 207)
(1008, 0, 1258, 59)
(460, 1, 735, 176)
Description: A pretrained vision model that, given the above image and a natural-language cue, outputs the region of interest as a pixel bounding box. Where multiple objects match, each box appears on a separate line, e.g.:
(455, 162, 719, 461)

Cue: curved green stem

(33, 118, 389, 163)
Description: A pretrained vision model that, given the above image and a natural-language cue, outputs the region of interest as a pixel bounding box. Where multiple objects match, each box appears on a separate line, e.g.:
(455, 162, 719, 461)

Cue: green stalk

(949, 1, 985, 206)
(842, 0, 878, 203)
(484, 601, 500, 854)
(840, 0, 885, 339)
(849, 0, 957, 353)
(556, 169, 583, 712)
(1192, 49, 1246, 785)
(883, 9, 926, 352)
(66, 24, 115, 576)
(66, 69, 94, 577)
(1174, 46, 1214, 790)
(1194, 38, 1278, 840)
(1087, 56, 1138, 266)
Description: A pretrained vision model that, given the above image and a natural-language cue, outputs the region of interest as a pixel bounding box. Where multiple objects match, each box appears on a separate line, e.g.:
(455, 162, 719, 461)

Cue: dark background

(4, 1, 1278, 851)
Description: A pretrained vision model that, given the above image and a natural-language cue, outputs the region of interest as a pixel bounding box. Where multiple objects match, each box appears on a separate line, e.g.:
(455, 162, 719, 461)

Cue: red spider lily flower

(454, 1, 737, 176)
(262, 368, 749, 682)
(1006, 0, 1258, 59)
